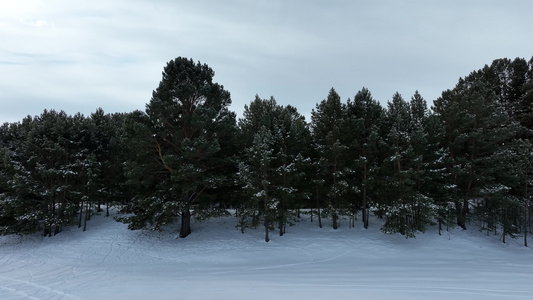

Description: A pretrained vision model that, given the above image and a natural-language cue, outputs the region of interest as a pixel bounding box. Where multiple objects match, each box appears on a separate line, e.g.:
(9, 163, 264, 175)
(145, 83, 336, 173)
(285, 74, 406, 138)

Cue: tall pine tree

(311, 88, 351, 229)
(119, 57, 236, 238)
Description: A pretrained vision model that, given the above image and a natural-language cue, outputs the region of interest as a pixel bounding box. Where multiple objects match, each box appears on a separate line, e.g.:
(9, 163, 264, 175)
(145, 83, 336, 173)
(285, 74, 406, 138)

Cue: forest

(1, 56, 533, 246)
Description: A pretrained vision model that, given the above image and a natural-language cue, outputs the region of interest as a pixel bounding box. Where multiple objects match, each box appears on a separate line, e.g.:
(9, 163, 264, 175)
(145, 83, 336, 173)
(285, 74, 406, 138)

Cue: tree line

(1, 56, 533, 245)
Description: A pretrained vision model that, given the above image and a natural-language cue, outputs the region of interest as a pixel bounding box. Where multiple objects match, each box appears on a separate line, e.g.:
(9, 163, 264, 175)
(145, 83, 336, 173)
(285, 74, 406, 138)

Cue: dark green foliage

(118, 57, 236, 238)
(434, 70, 518, 231)
(509, 139, 533, 246)
(311, 88, 352, 229)
(89, 109, 129, 217)
(345, 87, 385, 229)
(377, 92, 438, 237)
(0, 109, 124, 236)
(237, 96, 311, 241)
(1, 55, 532, 245)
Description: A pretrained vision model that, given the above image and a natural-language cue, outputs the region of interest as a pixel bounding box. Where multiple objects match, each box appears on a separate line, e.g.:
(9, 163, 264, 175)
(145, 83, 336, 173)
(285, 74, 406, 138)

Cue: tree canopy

(1, 55, 533, 246)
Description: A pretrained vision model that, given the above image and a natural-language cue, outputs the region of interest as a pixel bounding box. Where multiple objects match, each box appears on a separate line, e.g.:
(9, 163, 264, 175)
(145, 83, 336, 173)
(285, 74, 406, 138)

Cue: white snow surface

(1, 210, 532, 300)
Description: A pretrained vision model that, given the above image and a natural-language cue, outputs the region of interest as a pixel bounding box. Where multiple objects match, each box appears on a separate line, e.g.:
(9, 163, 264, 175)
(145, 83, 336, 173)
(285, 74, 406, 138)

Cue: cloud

(1, 0, 532, 123)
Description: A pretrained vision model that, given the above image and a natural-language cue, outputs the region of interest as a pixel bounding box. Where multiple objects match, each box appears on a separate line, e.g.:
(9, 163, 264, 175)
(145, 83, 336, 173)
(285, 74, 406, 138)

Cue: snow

(1, 210, 532, 300)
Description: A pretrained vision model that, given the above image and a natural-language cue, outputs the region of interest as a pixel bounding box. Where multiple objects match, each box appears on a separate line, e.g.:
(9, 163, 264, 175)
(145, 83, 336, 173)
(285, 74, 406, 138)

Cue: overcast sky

(1, 0, 532, 123)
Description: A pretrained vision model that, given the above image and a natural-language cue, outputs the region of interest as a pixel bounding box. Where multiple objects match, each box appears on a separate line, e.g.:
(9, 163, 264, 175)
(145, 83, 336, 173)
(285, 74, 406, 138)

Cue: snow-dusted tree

(274, 105, 312, 234)
(433, 71, 515, 230)
(0, 121, 31, 234)
(238, 125, 277, 242)
(345, 87, 384, 229)
(479, 135, 533, 245)
(514, 57, 533, 132)
(512, 139, 533, 246)
(88, 109, 129, 217)
(380, 93, 416, 236)
(377, 91, 439, 237)
(311, 88, 351, 229)
(0, 110, 102, 236)
(119, 57, 236, 238)
(483, 57, 530, 120)
(406, 91, 441, 234)
(237, 96, 311, 239)
(423, 112, 455, 235)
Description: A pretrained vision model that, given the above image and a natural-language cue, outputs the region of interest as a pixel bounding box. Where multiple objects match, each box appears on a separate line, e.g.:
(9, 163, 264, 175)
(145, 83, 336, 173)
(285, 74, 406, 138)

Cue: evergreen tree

(0, 110, 101, 235)
(512, 139, 533, 246)
(376, 91, 440, 237)
(0, 121, 31, 234)
(118, 57, 236, 238)
(514, 57, 533, 131)
(238, 125, 277, 242)
(237, 96, 311, 239)
(311, 88, 351, 229)
(433, 72, 515, 230)
(406, 91, 439, 234)
(424, 113, 454, 235)
(380, 93, 416, 237)
(484, 57, 530, 119)
(345, 87, 384, 229)
(236, 96, 280, 235)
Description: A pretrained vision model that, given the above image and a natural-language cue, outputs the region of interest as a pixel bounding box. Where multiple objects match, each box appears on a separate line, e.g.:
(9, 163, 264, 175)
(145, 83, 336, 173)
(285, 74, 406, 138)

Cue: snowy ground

(1, 210, 532, 300)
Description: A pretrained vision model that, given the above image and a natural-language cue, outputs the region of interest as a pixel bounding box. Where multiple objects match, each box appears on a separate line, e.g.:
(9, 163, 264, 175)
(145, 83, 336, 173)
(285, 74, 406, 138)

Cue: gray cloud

(1, 0, 532, 123)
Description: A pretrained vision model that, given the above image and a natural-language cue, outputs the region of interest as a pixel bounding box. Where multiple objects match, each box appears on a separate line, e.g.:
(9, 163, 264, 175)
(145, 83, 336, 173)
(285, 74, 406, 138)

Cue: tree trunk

(362, 157, 368, 228)
(461, 198, 469, 230)
(455, 199, 467, 230)
(363, 192, 369, 229)
(316, 183, 322, 228)
(459, 168, 474, 230)
(54, 224, 60, 235)
(264, 217, 270, 242)
(279, 217, 284, 237)
(364, 207, 369, 229)
(317, 205, 322, 228)
(83, 200, 89, 232)
(524, 172, 528, 247)
(525, 202, 528, 247)
(502, 208, 507, 244)
(332, 161, 338, 230)
(78, 201, 83, 228)
(179, 209, 192, 238)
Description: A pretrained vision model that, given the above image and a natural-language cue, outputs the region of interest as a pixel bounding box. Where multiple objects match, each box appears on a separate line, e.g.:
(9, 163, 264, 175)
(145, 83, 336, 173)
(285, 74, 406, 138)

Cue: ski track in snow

(1, 209, 532, 300)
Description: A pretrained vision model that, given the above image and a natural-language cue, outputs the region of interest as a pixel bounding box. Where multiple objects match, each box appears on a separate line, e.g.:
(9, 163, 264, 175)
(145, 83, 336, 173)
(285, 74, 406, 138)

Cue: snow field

(1, 209, 532, 300)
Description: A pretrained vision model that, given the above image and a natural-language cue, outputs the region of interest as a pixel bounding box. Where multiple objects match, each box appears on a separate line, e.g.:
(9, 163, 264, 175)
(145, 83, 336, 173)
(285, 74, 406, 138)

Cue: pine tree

(237, 96, 311, 239)
(484, 57, 530, 118)
(119, 57, 236, 238)
(238, 125, 276, 242)
(433, 72, 515, 230)
(512, 139, 533, 246)
(406, 91, 438, 234)
(0, 121, 30, 234)
(236, 96, 280, 234)
(514, 57, 533, 132)
(0, 110, 102, 235)
(380, 93, 416, 236)
(88, 109, 127, 216)
(375, 91, 439, 237)
(423, 112, 454, 235)
(311, 88, 351, 229)
(345, 87, 384, 229)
